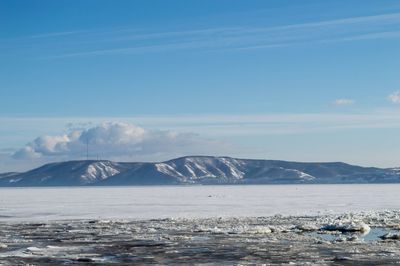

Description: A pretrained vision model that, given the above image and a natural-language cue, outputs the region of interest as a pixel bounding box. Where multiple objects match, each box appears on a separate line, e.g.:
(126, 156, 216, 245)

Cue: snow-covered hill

(0, 161, 133, 186)
(1, 156, 400, 186)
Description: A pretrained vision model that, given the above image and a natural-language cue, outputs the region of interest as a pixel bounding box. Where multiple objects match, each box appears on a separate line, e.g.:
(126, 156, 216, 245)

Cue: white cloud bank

(388, 91, 400, 104)
(13, 122, 229, 161)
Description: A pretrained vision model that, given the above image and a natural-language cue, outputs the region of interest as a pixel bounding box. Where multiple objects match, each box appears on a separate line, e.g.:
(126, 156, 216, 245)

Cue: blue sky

(1, 0, 400, 171)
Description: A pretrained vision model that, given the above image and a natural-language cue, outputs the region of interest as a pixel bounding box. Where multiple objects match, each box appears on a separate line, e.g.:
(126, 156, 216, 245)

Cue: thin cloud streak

(4, 11, 399, 58)
(3, 111, 400, 137)
(12, 12, 400, 40)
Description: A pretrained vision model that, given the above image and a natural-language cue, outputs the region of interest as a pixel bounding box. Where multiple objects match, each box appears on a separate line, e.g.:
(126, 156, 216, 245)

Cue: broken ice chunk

(321, 222, 370, 234)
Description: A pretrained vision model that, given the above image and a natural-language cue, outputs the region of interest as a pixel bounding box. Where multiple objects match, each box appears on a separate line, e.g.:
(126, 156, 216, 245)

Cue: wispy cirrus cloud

(3, 12, 400, 58)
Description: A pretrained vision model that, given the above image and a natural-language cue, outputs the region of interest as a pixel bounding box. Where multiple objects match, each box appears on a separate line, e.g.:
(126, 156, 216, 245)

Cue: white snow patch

(295, 170, 316, 181)
(80, 162, 120, 183)
(184, 165, 196, 178)
(156, 163, 184, 178)
(219, 158, 245, 179)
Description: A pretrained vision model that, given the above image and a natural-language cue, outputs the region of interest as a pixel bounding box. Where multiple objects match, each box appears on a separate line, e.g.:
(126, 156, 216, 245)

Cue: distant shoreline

(1, 156, 400, 187)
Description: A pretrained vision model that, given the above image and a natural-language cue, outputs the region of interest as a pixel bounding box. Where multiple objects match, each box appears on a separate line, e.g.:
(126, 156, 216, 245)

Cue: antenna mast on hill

(86, 136, 89, 161)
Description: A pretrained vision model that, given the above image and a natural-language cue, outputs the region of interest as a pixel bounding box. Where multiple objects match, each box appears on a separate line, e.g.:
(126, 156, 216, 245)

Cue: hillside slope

(1, 156, 399, 186)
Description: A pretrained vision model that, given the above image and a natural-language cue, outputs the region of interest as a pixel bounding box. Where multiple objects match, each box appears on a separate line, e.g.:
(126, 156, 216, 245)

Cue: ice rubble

(321, 221, 371, 234)
(1, 212, 400, 264)
(380, 233, 400, 240)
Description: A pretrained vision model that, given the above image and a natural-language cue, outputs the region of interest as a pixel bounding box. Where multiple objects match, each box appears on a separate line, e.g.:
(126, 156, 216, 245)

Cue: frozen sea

(0, 184, 399, 222)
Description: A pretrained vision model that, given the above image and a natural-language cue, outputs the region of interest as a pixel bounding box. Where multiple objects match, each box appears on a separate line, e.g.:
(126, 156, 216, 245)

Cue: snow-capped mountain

(1, 156, 400, 186)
